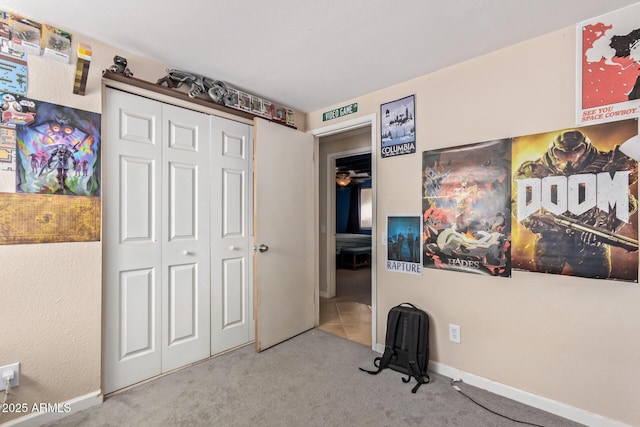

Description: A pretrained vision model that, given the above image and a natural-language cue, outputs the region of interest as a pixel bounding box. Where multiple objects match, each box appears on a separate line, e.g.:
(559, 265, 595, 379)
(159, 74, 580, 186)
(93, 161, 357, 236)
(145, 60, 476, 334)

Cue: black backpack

(360, 303, 430, 393)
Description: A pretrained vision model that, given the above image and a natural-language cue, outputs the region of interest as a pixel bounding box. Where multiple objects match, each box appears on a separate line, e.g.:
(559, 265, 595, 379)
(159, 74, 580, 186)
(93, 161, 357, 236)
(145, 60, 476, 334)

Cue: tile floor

(318, 296, 372, 347)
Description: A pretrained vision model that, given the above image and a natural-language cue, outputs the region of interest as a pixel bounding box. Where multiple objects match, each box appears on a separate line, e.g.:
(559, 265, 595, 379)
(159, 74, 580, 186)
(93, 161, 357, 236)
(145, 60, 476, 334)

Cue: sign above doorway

(323, 102, 358, 121)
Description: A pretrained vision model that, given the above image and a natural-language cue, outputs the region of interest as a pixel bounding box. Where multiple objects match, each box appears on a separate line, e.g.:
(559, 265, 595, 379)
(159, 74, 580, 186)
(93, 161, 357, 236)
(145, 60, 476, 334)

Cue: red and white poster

(577, 3, 640, 125)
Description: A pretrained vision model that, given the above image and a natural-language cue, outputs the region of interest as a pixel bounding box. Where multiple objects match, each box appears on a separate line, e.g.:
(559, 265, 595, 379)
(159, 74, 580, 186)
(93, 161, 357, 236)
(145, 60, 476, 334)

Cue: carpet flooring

(45, 329, 584, 427)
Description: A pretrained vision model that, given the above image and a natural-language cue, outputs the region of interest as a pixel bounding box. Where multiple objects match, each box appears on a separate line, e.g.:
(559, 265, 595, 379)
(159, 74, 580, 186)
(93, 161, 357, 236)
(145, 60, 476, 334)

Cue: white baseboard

(319, 290, 329, 298)
(429, 361, 631, 427)
(1, 390, 102, 427)
(371, 343, 628, 427)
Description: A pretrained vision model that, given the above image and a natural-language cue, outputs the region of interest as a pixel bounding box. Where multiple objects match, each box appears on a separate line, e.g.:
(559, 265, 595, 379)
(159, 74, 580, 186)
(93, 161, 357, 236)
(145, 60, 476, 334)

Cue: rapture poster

(511, 119, 638, 282)
(387, 215, 422, 275)
(422, 139, 511, 277)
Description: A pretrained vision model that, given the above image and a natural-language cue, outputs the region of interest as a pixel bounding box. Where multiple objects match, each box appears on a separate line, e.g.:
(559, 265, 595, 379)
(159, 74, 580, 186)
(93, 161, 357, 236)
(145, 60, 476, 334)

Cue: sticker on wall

(577, 3, 640, 125)
(0, 123, 16, 171)
(0, 55, 27, 95)
(0, 93, 35, 172)
(422, 139, 512, 277)
(14, 98, 101, 196)
(512, 119, 638, 282)
(381, 95, 416, 158)
(387, 215, 422, 274)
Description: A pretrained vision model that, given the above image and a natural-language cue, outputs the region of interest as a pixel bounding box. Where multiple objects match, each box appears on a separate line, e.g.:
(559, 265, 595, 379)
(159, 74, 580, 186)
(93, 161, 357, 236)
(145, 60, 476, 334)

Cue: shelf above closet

(101, 70, 296, 129)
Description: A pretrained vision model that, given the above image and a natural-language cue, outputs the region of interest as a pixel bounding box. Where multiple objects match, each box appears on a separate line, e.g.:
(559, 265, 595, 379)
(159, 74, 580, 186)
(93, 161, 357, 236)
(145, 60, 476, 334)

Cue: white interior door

(254, 118, 316, 351)
(210, 116, 254, 354)
(104, 89, 212, 393)
(161, 104, 211, 371)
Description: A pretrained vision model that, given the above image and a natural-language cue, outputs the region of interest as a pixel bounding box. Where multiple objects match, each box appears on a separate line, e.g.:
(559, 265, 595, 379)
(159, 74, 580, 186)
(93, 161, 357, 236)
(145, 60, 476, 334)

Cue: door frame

(310, 113, 377, 349)
(325, 146, 371, 299)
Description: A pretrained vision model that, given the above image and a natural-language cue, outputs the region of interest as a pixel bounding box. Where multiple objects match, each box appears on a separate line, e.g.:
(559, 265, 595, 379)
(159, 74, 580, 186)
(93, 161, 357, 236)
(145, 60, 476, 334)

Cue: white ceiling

(2, 0, 639, 112)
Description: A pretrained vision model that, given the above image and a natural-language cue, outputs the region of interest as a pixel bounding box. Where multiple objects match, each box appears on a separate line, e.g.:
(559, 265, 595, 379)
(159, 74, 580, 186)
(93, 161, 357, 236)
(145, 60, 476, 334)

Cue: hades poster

(577, 3, 640, 125)
(512, 119, 638, 282)
(387, 215, 422, 275)
(14, 97, 101, 196)
(422, 139, 511, 277)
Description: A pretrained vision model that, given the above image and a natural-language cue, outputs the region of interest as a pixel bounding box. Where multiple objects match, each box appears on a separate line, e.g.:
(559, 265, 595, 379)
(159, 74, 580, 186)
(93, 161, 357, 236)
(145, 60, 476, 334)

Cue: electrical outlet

(449, 324, 461, 344)
(0, 362, 20, 391)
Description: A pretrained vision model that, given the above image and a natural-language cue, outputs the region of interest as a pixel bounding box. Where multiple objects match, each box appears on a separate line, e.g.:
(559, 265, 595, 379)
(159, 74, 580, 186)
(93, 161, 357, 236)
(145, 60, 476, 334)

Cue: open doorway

(315, 125, 374, 347)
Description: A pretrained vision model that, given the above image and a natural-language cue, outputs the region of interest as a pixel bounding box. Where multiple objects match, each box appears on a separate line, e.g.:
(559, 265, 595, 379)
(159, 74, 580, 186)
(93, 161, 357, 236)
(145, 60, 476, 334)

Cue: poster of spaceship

(13, 97, 101, 196)
(422, 139, 511, 277)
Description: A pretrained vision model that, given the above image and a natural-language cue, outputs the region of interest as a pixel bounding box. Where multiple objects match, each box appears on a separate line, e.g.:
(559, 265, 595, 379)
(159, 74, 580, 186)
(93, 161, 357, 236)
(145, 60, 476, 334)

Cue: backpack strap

(404, 311, 430, 393)
(359, 307, 401, 375)
(399, 302, 418, 310)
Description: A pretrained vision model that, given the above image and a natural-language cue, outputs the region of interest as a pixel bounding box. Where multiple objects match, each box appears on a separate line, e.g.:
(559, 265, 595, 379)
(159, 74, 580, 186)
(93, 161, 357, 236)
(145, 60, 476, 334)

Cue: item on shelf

(286, 108, 294, 126)
(251, 95, 262, 115)
(42, 24, 71, 63)
(273, 105, 287, 123)
(156, 68, 227, 104)
(9, 14, 42, 56)
(108, 55, 133, 77)
(261, 99, 273, 119)
(238, 91, 251, 111)
(152, 68, 294, 126)
(225, 87, 239, 109)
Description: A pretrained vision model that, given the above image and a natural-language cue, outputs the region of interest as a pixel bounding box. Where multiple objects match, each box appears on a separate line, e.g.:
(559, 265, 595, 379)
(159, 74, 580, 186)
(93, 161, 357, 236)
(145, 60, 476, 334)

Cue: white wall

(306, 27, 640, 426)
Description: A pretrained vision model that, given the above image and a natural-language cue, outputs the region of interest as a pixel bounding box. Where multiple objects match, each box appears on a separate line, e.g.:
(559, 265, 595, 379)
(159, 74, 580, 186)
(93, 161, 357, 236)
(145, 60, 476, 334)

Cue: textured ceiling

(1, 0, 639, 112)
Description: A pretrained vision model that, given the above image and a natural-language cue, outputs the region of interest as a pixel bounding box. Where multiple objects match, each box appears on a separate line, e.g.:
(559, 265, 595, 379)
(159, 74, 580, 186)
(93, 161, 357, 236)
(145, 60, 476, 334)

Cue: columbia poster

(380, 95, 416, 158)
(511, 119, 638, 282)
(422, 139, 511, 277)
(577, 3, 640, 125)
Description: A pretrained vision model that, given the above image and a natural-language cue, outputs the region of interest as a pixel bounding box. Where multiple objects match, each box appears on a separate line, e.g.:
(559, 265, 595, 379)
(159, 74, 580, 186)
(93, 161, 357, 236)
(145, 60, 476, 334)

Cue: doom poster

(512, 119, 638, 282)
(577, 3, 640, 125)
(14, 97, 101, 196)
(422, 139, 511, 277)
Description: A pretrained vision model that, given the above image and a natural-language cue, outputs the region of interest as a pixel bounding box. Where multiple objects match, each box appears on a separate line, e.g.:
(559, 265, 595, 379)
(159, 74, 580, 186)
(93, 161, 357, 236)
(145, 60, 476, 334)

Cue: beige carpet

(45, 329, 584, 427)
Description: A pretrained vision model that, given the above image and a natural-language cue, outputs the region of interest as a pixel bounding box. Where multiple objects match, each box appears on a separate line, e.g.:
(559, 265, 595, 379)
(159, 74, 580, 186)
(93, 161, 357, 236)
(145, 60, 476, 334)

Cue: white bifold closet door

(104, 88, 253, 394)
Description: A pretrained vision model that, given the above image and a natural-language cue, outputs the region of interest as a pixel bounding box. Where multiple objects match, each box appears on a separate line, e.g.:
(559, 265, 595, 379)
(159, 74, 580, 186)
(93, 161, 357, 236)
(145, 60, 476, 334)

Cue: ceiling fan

(336, 169, 371, 187)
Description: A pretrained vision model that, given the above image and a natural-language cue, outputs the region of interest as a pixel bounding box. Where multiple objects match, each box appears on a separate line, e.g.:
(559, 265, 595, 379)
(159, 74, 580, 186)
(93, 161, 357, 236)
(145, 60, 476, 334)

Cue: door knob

(229, 245, 237, 250)
(258, 244, 269, 253)
(182, 250, 192, 256)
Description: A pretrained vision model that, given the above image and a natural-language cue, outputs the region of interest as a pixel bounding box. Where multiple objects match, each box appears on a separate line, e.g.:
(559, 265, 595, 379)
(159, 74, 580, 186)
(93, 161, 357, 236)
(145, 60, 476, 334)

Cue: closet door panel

(161, 104, 211, 371)
(104, 89, 163, 394)
(211, 116, 254, 354)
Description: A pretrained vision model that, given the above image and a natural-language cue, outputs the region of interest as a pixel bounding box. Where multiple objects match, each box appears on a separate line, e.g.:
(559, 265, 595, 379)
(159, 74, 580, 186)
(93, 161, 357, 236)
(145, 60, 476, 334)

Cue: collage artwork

(0, 93, 101, 244)
(422, 119, 638, 282)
